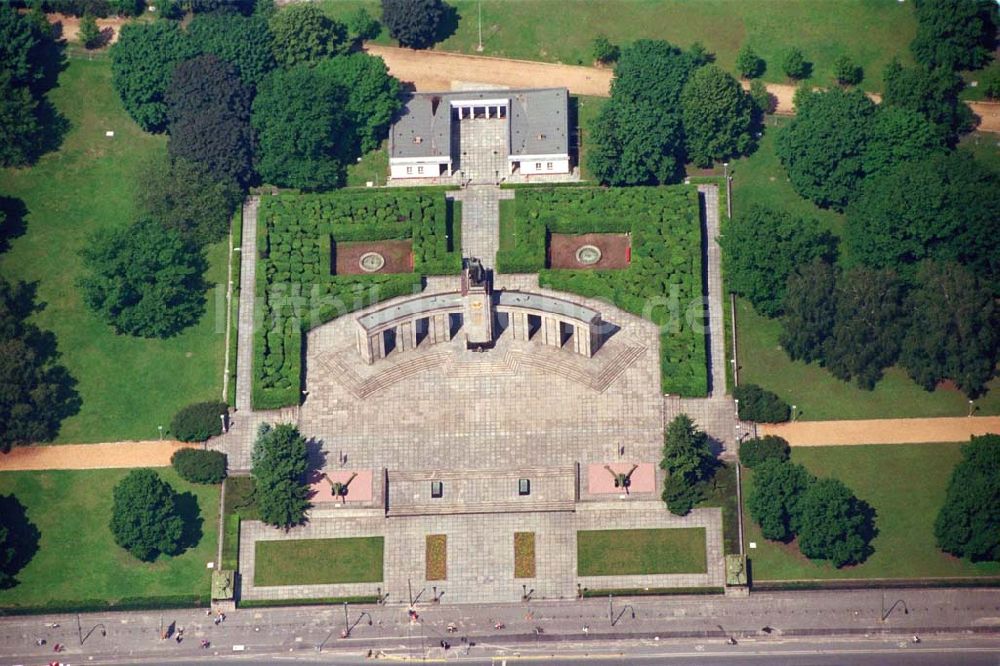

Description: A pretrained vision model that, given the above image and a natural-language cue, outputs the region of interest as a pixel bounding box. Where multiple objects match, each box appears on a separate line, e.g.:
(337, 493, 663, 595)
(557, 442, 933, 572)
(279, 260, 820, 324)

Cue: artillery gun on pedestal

(321, 472, 358, 503)
(604, 464, 639, 494)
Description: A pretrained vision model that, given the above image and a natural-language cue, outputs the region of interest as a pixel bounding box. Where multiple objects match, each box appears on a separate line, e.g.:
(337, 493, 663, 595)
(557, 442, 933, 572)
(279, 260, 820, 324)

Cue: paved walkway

(234, 197, 258, 412)
(0, 441, 189, 471)
(761, 416, 1000, 446)
(449, 186, 513, 269)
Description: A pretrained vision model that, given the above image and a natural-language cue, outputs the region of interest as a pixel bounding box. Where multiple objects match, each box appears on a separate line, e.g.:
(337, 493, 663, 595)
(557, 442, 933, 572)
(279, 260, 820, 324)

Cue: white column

(376, 331, 386, 359)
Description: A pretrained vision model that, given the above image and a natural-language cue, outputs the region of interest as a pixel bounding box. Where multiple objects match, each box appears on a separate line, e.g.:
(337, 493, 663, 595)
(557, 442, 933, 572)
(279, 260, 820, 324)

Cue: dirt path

(45, 12, 125, 45)
(368, 45, 1000, 133)
(760, 416, 1000, 447)
(0, 441, 191, 471)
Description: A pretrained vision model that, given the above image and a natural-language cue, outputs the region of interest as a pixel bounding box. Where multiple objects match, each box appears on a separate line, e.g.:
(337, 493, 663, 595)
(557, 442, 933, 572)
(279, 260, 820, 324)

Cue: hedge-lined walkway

(0, 441, 190, 471)
(760, 416, 1000, 446)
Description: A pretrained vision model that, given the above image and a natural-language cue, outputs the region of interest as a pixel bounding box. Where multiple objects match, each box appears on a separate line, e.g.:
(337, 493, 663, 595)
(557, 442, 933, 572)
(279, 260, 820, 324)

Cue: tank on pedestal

(461, 257, 494, 350)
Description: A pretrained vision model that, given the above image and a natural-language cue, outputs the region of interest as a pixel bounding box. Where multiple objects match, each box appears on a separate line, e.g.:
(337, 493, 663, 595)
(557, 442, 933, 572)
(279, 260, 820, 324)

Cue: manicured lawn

(254, 537, 384, 586)
(696, 464, 740, 556)
(0, 468, 219, 610)
(0, 59, 227, 443)
(573, 95, 606, 181)
(321, 0, 913, 92)
(577, 528, 706, 576)
(743, 444, 1000, 581)
(346, 142, 389, 187)
(736, 297, 1000, 420)
(514, 532, 535, 578)
(425, 534, 446, 581)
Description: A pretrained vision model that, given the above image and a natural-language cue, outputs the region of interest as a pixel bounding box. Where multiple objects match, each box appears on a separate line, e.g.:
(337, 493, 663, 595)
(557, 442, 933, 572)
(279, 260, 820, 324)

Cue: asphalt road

(2, 588, 998, 665)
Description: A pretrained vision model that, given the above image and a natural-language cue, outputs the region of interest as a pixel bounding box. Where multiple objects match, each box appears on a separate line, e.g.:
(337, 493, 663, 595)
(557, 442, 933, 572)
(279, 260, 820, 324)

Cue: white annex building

(388, 87, 571, 182)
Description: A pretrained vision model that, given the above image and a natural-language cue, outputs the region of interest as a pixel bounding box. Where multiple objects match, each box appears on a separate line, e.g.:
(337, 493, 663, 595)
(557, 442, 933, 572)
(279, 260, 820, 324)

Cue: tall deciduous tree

(721, 205, 836, 317)
(251, 65, 350, 190)
(901, 261, 998, 397)
(79, 12, 101, 50)
(795, 477, 876, 567)
(78, 218, 207, 338)
(587, 40, 695, 186)
(165, 54, 255, 187)
(862, 106, 944, 181)
(381, 0, 445, 49)
(111, 21, 197, 132)
(780, 259, 837, 364)
(776, 87, 876, 210)
(137, 156, 241, 246)
(109, 469, 185, 562)
(934, 434, 1000, 562)
(735, 43, 764, 79)
(314, 53, 402, 154)
(680, 64, 754, 167)
(824, 267, 907, 390)
(747, 460, 814, 542)
(911, 0, 997, 71)
(0, 77, 42, 168)
(881, 59, 973, 144)
(781, 47, 810, 80)
(251, 423, 309, 529)
(187, 11, 276, 86)
(833, 54, 862, 86)
(0, 278, 80, 453)
(0, 494, 41, 588)
(269, 4, 348, 67)
(845, 152, 1000, 289)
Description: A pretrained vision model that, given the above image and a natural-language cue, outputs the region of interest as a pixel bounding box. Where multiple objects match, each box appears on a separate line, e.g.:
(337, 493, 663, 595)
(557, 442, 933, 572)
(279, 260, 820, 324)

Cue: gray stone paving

(448, 185, 513, 270)
(699, 184, 727, 398)
(455, 118, 507, 184)
(234, 197, 258, 412)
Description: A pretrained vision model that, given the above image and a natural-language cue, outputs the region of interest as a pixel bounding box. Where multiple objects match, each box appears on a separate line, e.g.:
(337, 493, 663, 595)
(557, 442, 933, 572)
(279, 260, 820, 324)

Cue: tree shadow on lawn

(0, 196, 28, 254)
(0, 494, 42, 590)
(173, 491, 204, 554)
(434, 4, 460, 45)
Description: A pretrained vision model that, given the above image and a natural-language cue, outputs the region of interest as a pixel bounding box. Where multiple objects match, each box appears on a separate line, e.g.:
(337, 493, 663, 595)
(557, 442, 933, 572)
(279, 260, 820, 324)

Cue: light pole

(157, 425, 163, 441)
(968, 399, 974, 417)
(608, 594, 635, 627)
(476, 1, 484, 52)
(791, 404, 796, 422)
(734, 398, 740, 421)
(219, 413, 227, 434)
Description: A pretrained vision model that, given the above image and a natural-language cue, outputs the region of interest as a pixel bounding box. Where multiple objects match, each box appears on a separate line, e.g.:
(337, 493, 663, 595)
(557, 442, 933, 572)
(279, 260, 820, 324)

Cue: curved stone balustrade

(355, 290, 603, 364)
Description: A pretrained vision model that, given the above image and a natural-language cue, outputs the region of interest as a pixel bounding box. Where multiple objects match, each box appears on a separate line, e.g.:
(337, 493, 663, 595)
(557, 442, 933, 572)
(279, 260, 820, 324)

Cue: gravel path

(760, 416, 1000, 446)
(0, 441, 190, 471)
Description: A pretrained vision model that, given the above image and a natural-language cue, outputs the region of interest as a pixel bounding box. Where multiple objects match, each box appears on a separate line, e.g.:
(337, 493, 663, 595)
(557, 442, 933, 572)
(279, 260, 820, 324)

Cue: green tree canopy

(78, 217, 207, 338)
(795, 477, 876, 567)
(187, 11, 276, 86)
(251, 65, 351, 190)
(381, 0, 445, 49)
(269, 4, 348, 67)
(591, 35, 620, 65)
(660, 413, 715, 515)
(0, 4, 57, 92)
(680, 64, 754, 167)
(901, 261, 998, 397)
(347, 7, 381, 42)
(170, 401, 229, 443)
(137, 156, 241, 247)
(733, 384, 791, 423)
(781, 47, 810, 80)
(845, 152, 1000, 289)
(824, 267, 907, 390)
(721, 204, 836, 317)
(165, 54, 255, 187)
(109, 469, 185, 562)
(735, 43, 764, 79)
(862, 106, 944, 181)
(881, 59, 974, 143)
(314, 53, 402, 154)
(911, 0, 997, 71)
(111, 21, 197, 132)
(738, 435, 790, 469)
(0, 493, 41, 589)
(587, 39, 695, 186)
(0, 278, 80, 452)
(79, 12, 102, 50)
(251, 423, 310, 529)
(0, 77, 42, 168)
(934, 434, 1000, 561)
(776, 87, 876, 210)
(747, 459, 814, 542)
(833, 54, 862, 86)
(780, 259, 838, 364)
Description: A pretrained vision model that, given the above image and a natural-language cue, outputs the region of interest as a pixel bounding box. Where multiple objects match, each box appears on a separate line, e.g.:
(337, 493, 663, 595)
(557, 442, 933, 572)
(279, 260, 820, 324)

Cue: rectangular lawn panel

(514, 532, 536, 578)
(577, 528, 707, 576)
(0, 468, 219, 611)
(497, 186, 706, 396)
(425, 534, 447, 581)
(743, 444, 1000, 581)
(253, 190, 462, 408)
(254, 537, 384, 587)
(0, 59, 226, 443)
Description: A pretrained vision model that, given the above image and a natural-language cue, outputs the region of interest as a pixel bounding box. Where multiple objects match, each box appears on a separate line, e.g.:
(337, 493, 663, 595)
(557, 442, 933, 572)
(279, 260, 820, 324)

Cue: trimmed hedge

(253, 190, 460, 408)
(170, 401, 229, 442)
(0, 594, 208, 616)
(498, 186, 707, 396)
(739, 435, 791, 469)
(734, 383, 791, 423)
(581, 586, 723, 597)
(239, 595, 379, 608)
(171, 448, 228, 484)
(221, 513, 240, 571)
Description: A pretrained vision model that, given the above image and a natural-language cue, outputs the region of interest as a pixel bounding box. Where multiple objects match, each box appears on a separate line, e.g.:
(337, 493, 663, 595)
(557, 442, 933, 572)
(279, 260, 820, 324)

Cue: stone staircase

(387, 498, 576, 517)
(323, 350, 450, 400)
(511, 344, 645, 393)
(448, 351, 521, 378)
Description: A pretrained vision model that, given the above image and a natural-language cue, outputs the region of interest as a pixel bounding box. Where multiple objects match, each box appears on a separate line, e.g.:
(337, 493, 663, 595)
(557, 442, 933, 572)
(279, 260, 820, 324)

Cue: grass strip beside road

(578, 528, 706, 576)
(254, 537, 384, 586)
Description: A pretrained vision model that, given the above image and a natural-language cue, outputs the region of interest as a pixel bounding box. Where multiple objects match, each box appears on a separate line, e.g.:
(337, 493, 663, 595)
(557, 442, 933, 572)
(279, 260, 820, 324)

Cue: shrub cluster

(733, 384, 791, 423)
(738, 435, 790, 469)
(253, 190, 460, 408)
(171, 448, 228, 485)
(496, 186, 707, 396)
(170, 401, 229, 442)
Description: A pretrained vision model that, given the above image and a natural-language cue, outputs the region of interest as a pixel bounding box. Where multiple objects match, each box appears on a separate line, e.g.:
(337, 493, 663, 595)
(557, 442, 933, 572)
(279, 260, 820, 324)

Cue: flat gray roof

(356, 292, 462, 331)
(497, 291, 601, 323)
(390, 88, 569, 160)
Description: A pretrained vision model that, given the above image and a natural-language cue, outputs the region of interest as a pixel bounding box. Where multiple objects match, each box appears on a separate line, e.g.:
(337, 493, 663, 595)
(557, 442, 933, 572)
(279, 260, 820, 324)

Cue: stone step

(387, 498, 576, 517)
